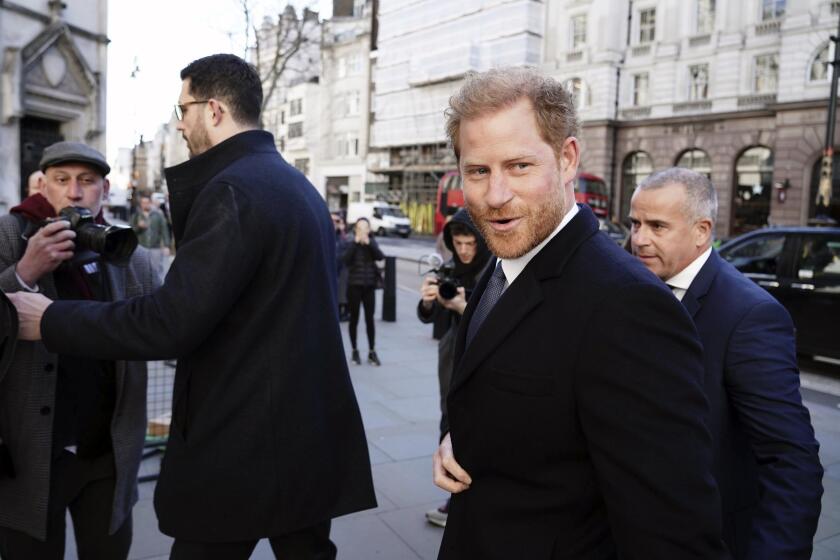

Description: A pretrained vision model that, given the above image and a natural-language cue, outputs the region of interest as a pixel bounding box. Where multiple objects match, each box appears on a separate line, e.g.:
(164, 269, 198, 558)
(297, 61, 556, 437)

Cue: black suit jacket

(41, 131, 376, 541)
(439, 206, 729, 559)
(683, 250, 822, 559)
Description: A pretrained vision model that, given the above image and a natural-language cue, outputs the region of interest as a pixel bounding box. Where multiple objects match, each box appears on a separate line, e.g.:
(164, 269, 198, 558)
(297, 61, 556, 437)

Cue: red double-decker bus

(434, 171, 609, 233)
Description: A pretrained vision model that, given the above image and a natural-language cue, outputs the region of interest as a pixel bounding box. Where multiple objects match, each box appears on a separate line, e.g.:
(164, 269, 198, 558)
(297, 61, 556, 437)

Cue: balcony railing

(620, 106, 652, 119)
(737, 93, 777, 107)
(566, 50, 583, 63)
(689, 34, 711, 47)
(755, 19, 782, 35)
(632, 44, 651, 57)
(673, 100, 713, 113)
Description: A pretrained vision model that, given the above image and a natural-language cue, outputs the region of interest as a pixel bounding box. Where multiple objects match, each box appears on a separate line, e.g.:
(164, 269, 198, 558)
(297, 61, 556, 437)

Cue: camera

(420, 253, 461, 300)
(44, 207, 138, 263)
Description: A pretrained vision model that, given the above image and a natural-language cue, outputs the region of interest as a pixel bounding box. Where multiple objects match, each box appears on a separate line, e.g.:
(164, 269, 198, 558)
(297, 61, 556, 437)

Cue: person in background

(418, 208, 490, 528)
(131, 194, 171, 281)
(332, 212, 350, 322)
(629, 167, 823, 559)
(27, 170, 44, 197)
(343, 217, 384, 366)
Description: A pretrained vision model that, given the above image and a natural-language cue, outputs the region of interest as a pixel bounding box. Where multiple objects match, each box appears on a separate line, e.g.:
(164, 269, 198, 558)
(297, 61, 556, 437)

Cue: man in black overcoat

(431, 67, 730, 559)
(10, 54, 375, 560)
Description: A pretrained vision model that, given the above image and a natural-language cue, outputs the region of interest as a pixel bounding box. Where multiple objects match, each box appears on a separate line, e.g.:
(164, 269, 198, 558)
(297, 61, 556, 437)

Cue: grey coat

(0, 213, 158, 540)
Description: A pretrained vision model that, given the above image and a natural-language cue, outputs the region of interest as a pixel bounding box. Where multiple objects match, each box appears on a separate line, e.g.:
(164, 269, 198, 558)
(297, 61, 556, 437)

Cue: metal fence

(138, 359, 175, 483)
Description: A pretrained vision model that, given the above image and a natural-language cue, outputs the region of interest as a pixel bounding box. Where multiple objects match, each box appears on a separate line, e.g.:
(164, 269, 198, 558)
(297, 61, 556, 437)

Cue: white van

(347, 202, 412, 238)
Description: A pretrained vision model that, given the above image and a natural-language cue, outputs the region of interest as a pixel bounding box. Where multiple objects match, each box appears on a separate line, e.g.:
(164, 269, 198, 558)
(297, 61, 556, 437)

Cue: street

(59, 235, 840, 559)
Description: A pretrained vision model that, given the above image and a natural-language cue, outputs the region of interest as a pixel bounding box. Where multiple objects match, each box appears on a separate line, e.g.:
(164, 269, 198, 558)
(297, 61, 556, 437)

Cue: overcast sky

(106, 0, 330, 162)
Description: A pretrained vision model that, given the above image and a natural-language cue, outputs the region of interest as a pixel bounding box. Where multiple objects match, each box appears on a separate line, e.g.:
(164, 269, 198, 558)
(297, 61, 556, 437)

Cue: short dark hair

(180, 54, 263, 126)
(448, 222, 475, 239)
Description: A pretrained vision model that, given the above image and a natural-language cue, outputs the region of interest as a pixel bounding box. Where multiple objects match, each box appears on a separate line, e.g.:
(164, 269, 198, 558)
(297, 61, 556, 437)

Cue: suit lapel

(450, 205, 600, 395)
(450, 270, 543, 394)
(682, 249, 720, 318)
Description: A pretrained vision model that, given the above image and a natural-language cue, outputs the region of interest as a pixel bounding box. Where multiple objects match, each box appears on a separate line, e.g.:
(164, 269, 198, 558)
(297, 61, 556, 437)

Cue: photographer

(417, 209, 490, 528)
(0, 141, 157, 559)
(343, 217, 385, 366)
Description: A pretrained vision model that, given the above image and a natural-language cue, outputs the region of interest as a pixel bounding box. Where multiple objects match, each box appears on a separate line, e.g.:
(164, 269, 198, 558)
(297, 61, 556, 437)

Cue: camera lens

(438, 280, 458, 300)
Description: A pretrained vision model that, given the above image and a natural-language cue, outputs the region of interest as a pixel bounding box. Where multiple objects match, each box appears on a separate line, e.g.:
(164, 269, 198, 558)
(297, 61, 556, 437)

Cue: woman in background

(343, 217, 384, 365)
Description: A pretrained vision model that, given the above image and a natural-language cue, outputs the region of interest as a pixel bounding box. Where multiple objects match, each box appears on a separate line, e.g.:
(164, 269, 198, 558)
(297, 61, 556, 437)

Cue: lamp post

(817, 10, 840, 216)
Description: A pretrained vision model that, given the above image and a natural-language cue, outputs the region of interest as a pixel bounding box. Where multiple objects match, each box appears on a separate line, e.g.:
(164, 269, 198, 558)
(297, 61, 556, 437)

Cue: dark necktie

(466, 260, 507, 347)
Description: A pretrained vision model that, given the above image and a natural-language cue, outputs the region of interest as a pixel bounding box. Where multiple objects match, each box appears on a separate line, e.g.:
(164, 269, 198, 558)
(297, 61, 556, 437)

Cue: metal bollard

(382, 256, 396, 322)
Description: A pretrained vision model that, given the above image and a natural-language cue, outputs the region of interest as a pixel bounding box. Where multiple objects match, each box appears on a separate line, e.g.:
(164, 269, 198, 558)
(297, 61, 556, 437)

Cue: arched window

(563, 77, 589, 111)
(676, 148, 711, 177)
(621, 151, 653, 221)
(810, 43, 832, 82)
(733, 146, 773, 235)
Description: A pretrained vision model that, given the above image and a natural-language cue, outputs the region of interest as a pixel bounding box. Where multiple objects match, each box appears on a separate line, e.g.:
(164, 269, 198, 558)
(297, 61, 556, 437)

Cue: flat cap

(39, 141, 110, 176)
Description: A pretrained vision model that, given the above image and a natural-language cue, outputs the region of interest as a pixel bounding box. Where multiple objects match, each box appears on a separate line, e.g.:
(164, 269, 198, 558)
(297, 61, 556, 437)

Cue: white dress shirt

(664, 247, 712, 301)
(499, 203, 579, 288)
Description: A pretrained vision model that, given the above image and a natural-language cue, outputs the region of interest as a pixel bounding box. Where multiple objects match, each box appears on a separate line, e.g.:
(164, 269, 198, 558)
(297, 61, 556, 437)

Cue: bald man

(27, 171, 44, 197)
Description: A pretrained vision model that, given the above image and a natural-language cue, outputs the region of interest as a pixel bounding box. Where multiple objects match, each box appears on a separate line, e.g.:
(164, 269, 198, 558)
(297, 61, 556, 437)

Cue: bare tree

(240, 1, 320, 119)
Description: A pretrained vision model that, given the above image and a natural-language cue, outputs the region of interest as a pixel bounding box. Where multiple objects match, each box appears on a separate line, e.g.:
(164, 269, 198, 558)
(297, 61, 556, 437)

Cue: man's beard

(468, 189, 567, 259)
(185, 122, 212, 158)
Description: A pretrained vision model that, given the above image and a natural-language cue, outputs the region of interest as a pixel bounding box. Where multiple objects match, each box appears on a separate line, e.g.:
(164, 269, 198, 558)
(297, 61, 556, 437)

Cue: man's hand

(420, 276, 439, 310)
(6, 292, 52, 341)
(15, 221, 75, 286)
(355, 231, 370, 245)
(433, 432, 471, 493)
(439, 287, 467, 315)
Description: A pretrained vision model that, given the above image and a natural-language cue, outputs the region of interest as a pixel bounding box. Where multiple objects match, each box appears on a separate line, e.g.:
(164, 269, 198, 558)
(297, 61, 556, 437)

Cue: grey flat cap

(39, 141, 110, 176)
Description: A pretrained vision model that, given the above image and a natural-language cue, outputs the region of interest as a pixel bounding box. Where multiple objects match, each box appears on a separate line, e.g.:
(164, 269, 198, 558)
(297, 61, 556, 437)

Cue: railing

(737, 93, 777, 107)
(673, 100, 713, 113)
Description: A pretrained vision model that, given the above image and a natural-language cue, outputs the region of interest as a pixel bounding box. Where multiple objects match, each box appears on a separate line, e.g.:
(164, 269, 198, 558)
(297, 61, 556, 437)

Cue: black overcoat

(439, 205, 729, 559)
(41, 130, 376, 541)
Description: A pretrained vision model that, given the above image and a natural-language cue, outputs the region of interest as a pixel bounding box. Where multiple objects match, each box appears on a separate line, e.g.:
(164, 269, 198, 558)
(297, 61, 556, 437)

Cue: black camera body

(44, 207, 138, 263)
(432, 261, 461, 300)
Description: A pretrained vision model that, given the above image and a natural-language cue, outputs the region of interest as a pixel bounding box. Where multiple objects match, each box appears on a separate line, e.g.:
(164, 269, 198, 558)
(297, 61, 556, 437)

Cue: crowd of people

(0, 55, 827, 560)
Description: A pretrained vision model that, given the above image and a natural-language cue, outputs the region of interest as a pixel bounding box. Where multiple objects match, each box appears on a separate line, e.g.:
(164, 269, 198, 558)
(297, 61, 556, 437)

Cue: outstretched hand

(433, 432, 472, 493)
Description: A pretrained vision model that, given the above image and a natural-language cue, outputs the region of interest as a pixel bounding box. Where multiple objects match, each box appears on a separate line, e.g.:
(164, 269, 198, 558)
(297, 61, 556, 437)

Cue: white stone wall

(372, 0, 544, 148)
(543, 0, 837, 125)
(0, 0, 108, 211)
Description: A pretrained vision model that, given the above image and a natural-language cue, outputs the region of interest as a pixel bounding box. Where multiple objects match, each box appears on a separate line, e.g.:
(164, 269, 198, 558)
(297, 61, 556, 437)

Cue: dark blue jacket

(683, 250, 823, 559)
(41, 130, 376, 541)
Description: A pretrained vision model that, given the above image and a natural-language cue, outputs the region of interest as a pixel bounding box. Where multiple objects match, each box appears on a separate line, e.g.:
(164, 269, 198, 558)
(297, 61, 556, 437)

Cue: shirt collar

(499, 203, 579, 287)
(665, 247, 713, 292)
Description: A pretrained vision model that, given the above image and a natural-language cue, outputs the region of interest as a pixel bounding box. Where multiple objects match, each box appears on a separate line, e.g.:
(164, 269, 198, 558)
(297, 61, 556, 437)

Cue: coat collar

(450, 204, 600, 394)
(163, 130, 277, 244)
(682, 248, 722, 318)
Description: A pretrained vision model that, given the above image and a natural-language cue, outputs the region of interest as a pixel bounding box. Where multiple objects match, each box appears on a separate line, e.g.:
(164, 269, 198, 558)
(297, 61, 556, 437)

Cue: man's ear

(101, 178, 110, 200)
(694, 217, 713, 247)
(207, 99, 224, 126)
(559, 136, 580, 185)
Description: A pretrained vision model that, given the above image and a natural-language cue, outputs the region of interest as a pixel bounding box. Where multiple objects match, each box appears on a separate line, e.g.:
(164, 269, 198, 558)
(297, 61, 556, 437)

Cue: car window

(721, 234, 785, 276)
(796, 235, 840, 282)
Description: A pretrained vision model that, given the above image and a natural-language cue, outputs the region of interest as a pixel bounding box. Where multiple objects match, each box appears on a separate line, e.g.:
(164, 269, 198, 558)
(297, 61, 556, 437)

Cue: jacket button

(40, 406, 51, 415)
(44, 363, 54, 372)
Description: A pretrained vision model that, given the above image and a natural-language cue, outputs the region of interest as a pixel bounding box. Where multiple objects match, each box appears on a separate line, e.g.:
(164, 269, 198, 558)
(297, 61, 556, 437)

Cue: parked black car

(718, 226, 840, 360)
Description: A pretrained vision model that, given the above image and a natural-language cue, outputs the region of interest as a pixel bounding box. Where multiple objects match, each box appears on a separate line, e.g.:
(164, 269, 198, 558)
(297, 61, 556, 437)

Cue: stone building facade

(545, 0, 840, 237)
(0, 0, 108, 212)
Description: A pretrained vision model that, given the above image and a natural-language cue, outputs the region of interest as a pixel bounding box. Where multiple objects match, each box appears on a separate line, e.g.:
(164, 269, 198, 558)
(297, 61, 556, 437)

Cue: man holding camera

(417, 208, 490, 528)
(0, 141, 158, 559)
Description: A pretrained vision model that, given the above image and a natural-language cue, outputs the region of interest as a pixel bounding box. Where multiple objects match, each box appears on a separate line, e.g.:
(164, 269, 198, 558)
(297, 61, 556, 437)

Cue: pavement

(53, 237, 840, 560)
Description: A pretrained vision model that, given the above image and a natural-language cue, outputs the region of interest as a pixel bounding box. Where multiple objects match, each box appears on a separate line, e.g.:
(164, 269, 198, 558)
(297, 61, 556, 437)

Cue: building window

(639, 8, 656, 43)
(563, 78, 589, 111)
(337, 56, 347, 78)
(810, 43, 832, 82)
(754, 54, 779, 93)
(688, 64, 709, 100)
(633, 73, 649, 106)
(337, 135, 359, 157)
(294, 158, 310, 175)
(733, 146, 773, 235)
(761, 0, 785, 20)
(353, 0, 365, 17)
(290, 99, 303, 117)
(676, 149, 712, 177)
(621, 151, 653, 220)
(288, 122, 304, 138)
(348, 53, 363, 75)
(697, 0, 715, 34)
(571, 14, 587, 50)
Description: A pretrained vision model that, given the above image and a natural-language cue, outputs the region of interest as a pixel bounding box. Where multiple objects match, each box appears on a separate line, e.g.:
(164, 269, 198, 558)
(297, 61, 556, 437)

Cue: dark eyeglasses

(174, 100, 209, 121)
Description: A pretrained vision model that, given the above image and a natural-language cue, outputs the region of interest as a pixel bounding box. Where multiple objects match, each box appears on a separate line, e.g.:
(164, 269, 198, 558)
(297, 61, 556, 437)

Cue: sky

(106, 0, 330, 162)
